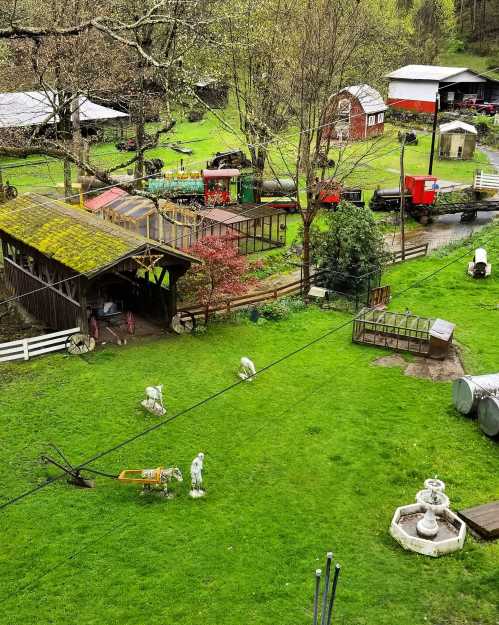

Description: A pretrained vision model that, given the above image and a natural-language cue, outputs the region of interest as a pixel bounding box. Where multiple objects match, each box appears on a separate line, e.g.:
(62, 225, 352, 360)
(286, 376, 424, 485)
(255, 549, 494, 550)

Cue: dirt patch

(405, 347, 464, 382)
(372, 354, 406, 368)
(372, 347, 464, 382)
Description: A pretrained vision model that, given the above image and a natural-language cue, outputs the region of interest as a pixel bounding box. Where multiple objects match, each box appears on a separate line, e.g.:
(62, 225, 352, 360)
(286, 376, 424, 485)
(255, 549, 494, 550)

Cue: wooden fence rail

(180, 242, 429, 319)
(0, 327, 80, 363)
(391, 243, 429, 264)
(474, 171, 499, 191)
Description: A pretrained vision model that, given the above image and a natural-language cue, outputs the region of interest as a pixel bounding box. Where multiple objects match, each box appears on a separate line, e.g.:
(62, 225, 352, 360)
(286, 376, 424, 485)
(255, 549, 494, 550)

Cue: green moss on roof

(0, 193, 196, 275)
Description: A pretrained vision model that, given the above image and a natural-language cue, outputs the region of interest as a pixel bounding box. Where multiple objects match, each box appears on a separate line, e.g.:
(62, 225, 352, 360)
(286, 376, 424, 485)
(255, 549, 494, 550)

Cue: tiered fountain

(390, 478, 466, 557)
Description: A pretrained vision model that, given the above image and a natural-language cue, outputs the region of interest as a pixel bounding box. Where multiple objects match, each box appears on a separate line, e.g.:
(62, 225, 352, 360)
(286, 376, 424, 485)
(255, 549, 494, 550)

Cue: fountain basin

(390, 503, 466, 557)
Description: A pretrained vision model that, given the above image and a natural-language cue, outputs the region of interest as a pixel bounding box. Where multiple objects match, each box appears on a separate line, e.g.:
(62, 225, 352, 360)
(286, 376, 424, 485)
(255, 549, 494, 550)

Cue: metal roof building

(0, 91, 129, 128)
(385, 65, 498, 113)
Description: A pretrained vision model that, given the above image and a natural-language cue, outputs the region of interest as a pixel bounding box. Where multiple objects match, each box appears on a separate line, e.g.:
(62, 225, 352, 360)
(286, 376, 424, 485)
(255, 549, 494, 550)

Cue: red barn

(324, 84, 387, 142)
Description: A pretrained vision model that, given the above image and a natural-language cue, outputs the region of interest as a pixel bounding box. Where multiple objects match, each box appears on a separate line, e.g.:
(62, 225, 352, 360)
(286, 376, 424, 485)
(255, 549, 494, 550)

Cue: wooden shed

(0, 194, 197, 333)
(352, 309, 455, 359)
(438, 121, 477, 160)
(324, 84, 387, 142)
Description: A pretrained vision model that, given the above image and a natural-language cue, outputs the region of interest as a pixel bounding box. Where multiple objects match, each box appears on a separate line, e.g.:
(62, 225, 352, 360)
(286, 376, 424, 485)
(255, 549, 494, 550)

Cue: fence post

(22, 339, 29, 361)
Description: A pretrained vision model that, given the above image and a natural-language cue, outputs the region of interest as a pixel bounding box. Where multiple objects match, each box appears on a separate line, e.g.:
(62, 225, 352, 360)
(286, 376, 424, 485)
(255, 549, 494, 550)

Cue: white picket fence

(474, 171, 499, 191)
(0, 327, 80, 363)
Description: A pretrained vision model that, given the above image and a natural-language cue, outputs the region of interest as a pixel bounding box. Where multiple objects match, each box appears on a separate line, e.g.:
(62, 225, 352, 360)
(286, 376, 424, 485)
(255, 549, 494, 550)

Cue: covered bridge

(0, 194, 197, 334)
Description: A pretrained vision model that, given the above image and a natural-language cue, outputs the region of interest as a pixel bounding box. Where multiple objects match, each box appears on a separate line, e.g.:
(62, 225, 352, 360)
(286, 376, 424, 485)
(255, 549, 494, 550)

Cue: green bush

(256, 296, 306, 321)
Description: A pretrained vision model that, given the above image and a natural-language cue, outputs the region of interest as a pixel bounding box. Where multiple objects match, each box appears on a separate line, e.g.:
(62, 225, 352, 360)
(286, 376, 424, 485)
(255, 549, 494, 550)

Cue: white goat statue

(141, 384, 166, 416)
(239, 356, 256, 382)
(189, 452, 205, 498)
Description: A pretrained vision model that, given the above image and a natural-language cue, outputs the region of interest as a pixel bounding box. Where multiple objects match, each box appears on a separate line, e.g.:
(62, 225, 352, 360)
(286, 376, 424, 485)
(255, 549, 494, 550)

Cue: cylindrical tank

(148, 178, 204, 195)
(478, 397, 499, 437)
(261, 178, 296, 197)
(452, 374, 499, 415)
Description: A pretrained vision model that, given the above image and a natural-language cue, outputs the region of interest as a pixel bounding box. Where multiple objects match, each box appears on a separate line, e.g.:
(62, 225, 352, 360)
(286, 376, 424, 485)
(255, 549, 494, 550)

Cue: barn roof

(0, 193, 197, 276)
(439, 121, 477, 134)
(338, 85, 387, 113)
(0, 91, 128, 128)
(385, 65, 487, 82)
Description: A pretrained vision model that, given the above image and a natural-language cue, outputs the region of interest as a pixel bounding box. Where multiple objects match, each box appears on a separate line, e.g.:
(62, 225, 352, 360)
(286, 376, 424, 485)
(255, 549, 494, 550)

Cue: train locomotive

(370, 175, 438, 223)
(147, 168, 299, 211)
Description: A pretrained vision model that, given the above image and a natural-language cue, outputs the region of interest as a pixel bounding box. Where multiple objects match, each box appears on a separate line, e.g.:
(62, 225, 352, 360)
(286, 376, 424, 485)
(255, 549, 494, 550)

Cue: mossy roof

(0, 193, 197, 276)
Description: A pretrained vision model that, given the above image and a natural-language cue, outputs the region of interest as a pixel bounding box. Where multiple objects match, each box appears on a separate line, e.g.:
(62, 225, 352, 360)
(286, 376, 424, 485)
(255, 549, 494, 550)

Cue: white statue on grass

(239, 356, 256, 382)
(141, 384, 166, 416)
(189, 452, 205, 498)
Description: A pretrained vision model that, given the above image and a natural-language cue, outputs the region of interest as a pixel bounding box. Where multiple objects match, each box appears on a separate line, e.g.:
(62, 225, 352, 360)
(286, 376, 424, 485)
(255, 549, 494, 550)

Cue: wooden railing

(178, 274, 311, 318)
(179, 243, 428, 319)
(390, 243, 428, 264)
(474, 171, 499, 191)
(0, 327, 80, 363)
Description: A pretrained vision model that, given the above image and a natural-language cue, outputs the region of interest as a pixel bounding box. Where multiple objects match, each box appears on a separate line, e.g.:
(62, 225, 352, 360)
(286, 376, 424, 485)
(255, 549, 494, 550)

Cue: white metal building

(0, 91, 129, 129)
(385, 65, 497, 113)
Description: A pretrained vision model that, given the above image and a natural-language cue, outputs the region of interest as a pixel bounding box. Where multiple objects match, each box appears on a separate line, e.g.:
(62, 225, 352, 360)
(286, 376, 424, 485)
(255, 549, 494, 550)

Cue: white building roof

(339, 84, 387, 113)
(0, 91, 128, 128)
(385, 65, 486, 82)
(439, 121, 477, 134)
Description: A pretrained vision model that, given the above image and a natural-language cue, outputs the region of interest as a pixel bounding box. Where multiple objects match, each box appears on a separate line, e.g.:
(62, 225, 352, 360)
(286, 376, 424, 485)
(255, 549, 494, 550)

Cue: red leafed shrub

(179, 232, 256, 323)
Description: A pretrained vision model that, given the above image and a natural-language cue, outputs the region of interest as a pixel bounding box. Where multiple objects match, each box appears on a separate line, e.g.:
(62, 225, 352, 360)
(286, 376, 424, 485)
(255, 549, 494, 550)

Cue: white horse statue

(141, 466, 183, 497)
(142, 384, 166, 416)
(189, 452, 205, 498)
(239, 357, 256, 382)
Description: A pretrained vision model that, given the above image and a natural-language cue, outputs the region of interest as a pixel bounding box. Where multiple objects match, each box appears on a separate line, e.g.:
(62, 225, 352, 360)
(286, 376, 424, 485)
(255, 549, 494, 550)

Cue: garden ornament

(141, 384, 166, 416)
(190, 452, 205, 498)
(239, 356, 256, 382)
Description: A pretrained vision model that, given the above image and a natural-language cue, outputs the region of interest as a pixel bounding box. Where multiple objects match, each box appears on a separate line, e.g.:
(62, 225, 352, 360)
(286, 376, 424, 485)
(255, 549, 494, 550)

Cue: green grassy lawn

(0, 106, 492, 201)
(1, 226, 499, 625)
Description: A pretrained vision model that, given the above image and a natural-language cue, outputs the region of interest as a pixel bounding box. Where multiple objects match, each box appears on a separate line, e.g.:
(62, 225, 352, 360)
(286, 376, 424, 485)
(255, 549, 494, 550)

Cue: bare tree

(0, 0, 222, 202)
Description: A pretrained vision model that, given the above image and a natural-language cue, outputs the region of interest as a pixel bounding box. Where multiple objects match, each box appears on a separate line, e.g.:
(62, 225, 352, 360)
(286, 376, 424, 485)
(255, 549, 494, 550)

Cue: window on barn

(377, 112, 384, 124)
(368, 115, 376, 126)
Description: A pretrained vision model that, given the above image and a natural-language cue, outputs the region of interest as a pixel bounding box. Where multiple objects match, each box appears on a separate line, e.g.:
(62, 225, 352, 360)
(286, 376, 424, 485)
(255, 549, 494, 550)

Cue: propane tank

(452, 374, 499, 415)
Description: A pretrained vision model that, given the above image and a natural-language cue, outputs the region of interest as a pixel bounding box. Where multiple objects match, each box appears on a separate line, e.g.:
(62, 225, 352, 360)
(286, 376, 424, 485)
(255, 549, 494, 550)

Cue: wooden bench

(458, 501, 499, 539)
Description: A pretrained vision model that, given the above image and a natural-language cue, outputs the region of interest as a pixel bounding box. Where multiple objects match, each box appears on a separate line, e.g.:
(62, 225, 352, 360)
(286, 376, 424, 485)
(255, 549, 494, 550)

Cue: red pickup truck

(456, 97, 498, 115)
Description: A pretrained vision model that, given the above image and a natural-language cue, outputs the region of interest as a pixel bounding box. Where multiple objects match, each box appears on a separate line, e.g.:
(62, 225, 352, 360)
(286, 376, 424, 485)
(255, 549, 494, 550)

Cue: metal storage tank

(452, 374, 499, 415)
(478, 397, 499, 437)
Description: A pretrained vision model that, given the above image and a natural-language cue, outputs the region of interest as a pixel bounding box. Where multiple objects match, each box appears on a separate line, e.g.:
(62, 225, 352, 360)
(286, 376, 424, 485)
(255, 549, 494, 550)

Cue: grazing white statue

(239, 356, 256, 382)
(141, 384, 166, 416)
(189, 452, 205, 498)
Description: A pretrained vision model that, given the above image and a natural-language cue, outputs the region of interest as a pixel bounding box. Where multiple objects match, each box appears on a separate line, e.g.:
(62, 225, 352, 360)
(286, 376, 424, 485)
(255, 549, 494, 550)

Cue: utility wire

(1, 222, 496, 604)
(1, 221, 496, 513)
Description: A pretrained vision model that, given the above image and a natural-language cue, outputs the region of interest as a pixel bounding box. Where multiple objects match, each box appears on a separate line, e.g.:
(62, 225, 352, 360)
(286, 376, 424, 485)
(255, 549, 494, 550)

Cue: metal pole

(399, 138, 406, 261)
(0, 167, 3, 203)
(325, 565, 341, 625)
(428, 94, 439, 175)
(313, 569, 322, 625)
(320, 552, 333, 625)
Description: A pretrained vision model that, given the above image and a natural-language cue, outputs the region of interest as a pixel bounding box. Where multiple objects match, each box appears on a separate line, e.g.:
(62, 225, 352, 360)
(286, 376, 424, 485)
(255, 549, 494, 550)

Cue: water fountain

(390, 478, 466, 557)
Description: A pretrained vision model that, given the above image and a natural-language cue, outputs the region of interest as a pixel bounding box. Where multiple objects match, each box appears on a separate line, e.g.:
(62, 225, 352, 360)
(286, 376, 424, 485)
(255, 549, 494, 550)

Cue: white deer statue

(141, 384, 166, 416)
